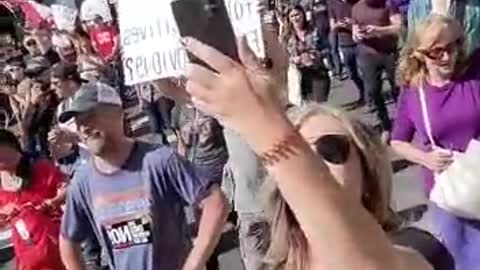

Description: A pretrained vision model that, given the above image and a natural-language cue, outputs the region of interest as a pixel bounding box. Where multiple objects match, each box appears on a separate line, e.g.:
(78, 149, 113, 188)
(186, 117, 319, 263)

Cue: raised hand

(183, 35, 287, 143)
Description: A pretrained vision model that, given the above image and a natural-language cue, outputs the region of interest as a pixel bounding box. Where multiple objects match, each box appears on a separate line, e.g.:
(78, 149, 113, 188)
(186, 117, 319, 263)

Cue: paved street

(0, 78, 430, 270)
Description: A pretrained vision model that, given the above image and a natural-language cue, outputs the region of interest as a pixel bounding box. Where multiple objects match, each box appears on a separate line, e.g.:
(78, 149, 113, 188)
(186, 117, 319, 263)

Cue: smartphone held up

(171, 0, 240, 70)
(118, 0, 263, 84)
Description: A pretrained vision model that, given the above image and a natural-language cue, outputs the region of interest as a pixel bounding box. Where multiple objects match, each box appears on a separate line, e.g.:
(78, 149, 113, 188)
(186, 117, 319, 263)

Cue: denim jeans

(300, 67, 331, 103)
(142, 97, 174, 144)
(26, 109, 54, 159)
(82, 238, 104, 270)
(430, 203, 480, 270)
(356, 46, 398, 131)
(328, 31, 343, 75)
(26, 126, 50, 158)
(339, 45, 365, 100)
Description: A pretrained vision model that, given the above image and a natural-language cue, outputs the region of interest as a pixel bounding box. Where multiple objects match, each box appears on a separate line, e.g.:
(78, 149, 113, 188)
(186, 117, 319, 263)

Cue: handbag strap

(418, 85, 437, 147)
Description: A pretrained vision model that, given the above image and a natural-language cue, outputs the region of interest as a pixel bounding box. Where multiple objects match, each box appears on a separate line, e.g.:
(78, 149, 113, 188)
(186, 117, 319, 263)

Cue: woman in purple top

(392, 14, 480, 270)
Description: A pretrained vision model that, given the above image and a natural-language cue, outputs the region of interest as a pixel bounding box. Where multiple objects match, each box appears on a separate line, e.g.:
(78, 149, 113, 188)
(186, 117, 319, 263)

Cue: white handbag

(419, 85, 480, 220)
(287, 64, 303, 106)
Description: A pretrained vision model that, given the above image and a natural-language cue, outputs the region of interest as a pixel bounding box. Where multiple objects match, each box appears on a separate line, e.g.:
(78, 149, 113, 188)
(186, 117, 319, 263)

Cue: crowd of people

(0, 0, 480, 270)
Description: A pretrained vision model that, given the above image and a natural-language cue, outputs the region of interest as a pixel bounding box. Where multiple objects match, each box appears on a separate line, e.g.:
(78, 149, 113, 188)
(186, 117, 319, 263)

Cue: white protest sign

(118, 0, 264, 85)
(80, 0, 113, 22)
(51, 4, 78, 32)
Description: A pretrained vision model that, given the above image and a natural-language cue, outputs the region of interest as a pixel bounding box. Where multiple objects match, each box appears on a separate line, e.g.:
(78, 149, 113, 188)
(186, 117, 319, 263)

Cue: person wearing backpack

(0, 129, 67, 270)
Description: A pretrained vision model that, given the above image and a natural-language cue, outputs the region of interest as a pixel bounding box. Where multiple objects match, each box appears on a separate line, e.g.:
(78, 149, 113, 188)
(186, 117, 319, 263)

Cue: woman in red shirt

(0, 129, 66, 270)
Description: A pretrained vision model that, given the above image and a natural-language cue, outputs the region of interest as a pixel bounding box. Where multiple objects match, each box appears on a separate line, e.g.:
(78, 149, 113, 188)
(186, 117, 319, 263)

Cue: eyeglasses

(418, 38, 462, 61)
(313, 134, 352, 164)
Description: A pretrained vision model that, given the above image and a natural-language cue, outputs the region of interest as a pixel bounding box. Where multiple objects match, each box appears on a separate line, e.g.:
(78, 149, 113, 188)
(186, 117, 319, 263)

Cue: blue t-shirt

(61, 142, 213, 270)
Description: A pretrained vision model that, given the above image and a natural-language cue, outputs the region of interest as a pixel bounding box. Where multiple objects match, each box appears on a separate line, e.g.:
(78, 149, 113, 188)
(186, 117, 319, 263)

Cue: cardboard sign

(118, 0, 264, 85)
(80, 0, 113, 22)
(51, 4, 78, 32)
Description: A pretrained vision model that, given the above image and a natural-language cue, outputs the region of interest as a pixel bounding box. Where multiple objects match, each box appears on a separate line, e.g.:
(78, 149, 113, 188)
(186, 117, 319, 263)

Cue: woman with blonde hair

(264, 103, 397, 269)
(392, 14, 480, 270)
(262, 103, 456, 270)
(180, 32, 453, 269)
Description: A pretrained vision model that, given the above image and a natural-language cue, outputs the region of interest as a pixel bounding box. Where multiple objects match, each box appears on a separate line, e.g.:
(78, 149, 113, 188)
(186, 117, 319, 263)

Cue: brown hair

(263, 104, 400, 270)
(396, 14, 468, 88)
(72, 33, 95, 56)
(280, 5, 311, 45)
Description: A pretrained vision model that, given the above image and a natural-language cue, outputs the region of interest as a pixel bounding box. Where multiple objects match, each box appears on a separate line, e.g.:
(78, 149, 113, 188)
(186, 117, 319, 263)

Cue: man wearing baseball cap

(59, 83, 228, 270)
(49, 69, 105, 268)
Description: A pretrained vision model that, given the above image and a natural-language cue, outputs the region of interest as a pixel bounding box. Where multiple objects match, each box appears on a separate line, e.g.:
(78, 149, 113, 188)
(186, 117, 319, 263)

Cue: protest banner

(118, 0, 264, 85)
(80, 0, 113, 22)
(51, 4, 78, 32)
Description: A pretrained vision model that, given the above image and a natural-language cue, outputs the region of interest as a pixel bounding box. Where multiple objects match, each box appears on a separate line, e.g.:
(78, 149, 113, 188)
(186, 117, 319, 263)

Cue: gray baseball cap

(58, 82, 122, 123)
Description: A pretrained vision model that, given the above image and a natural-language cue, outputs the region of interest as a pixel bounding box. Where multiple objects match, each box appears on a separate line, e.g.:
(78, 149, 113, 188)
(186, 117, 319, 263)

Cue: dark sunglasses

(314, 134, 352, 164)
(418, 38, 462, 61)
(25, 39, 37, 47)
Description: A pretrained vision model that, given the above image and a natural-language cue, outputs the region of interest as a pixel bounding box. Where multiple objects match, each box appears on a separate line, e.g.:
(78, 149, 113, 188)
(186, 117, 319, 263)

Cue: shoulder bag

(419, 85, 480, 220)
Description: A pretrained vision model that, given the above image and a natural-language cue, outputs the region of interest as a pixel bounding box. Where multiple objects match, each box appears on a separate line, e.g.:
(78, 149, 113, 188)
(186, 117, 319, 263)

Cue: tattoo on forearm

(258, 130, 304, 166)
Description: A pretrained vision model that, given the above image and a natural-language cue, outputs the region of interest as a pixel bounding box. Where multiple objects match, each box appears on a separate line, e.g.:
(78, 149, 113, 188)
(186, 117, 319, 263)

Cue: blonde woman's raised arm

(182, 34, 433, 270)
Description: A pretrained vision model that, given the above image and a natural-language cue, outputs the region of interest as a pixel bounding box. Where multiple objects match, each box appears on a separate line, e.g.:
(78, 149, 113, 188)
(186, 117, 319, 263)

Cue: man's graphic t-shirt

(60, 142, 213, 270)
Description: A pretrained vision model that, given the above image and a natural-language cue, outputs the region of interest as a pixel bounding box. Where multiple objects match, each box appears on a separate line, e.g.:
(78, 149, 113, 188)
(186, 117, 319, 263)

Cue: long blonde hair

(396, 14, 467, 88)
(263, 104, 399, 270)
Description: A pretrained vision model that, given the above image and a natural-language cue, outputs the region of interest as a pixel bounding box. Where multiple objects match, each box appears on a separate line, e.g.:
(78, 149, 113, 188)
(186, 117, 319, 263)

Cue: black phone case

(171, 0, 239, 70)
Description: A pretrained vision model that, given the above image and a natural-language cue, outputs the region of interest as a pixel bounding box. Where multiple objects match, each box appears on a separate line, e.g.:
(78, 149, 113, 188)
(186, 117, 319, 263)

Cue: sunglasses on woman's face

(25, 39, 38, 48)
(313, 134, 352, 164)
(419, 38, 462, 61)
